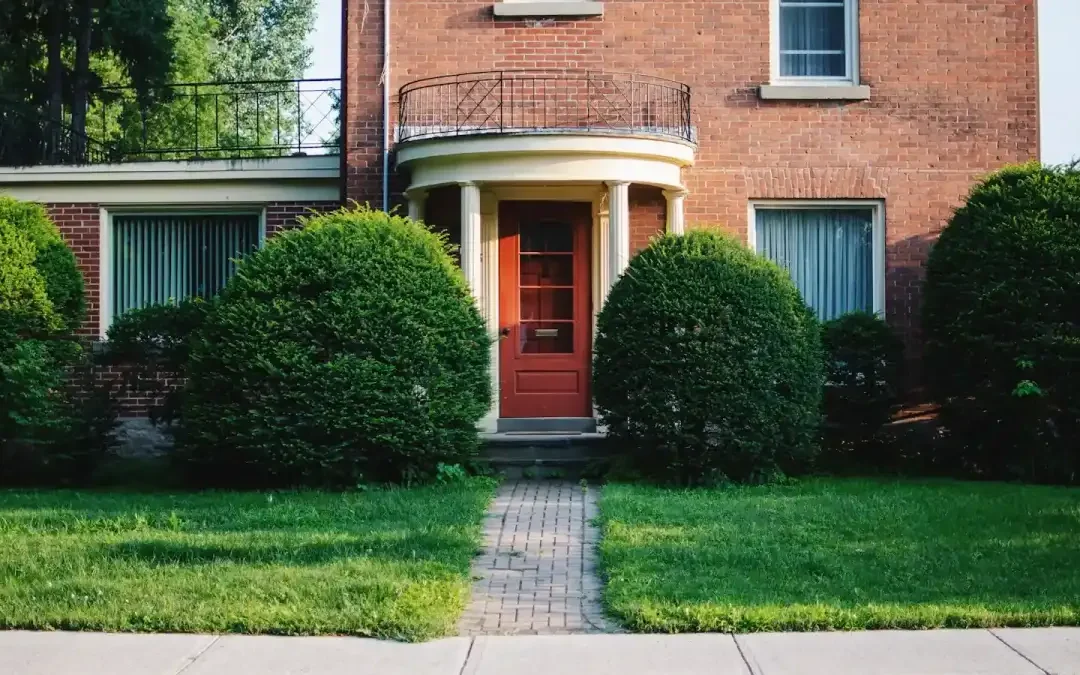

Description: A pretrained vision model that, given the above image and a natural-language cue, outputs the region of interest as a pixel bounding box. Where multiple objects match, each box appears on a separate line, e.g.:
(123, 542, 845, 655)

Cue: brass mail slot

(534, 328, 560, 338)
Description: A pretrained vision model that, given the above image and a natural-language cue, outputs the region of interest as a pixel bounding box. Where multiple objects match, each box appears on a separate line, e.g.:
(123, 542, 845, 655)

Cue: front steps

(481, 419, 611, 478)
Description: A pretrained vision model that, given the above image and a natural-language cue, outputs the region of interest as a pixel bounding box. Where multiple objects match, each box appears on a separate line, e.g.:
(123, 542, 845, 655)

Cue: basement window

(107, 212, 262, 324)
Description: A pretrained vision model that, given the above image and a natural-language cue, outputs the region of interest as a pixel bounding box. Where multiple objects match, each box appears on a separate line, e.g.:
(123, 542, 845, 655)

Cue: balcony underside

(397, 133, 695, 192)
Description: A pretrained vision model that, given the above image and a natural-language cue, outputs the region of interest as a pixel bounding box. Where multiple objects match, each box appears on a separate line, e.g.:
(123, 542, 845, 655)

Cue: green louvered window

(111, 213, 261, 319)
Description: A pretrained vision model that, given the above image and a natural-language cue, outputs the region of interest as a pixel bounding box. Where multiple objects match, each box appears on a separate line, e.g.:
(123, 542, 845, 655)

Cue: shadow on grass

(0, 483, 490, 536)
(98, 531, 474, 569)
(602, 482, 1080, 614)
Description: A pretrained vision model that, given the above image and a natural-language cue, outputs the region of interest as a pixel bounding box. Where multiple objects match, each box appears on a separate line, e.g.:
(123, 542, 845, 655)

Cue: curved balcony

(397, 70, 693, 145)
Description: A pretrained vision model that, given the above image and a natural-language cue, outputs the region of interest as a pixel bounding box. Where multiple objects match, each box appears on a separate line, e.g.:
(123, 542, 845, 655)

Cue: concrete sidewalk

(1, 628, 1078, 675)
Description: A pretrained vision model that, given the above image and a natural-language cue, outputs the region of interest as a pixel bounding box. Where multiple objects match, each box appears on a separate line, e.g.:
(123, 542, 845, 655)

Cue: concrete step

(496, 417, 597, 433)
(480, 432, 611, 479)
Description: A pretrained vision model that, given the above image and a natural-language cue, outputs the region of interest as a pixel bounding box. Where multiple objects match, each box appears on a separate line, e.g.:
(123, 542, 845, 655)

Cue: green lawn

(0, 479, 494, 641)
(599, 478, 1080, 633)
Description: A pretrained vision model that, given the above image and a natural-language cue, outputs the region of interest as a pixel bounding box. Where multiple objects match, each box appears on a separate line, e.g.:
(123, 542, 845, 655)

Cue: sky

(305, 0, 1079, 164)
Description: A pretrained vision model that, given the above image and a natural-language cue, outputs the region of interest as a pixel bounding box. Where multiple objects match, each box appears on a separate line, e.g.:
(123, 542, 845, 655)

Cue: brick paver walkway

(459, 481, 614, 635)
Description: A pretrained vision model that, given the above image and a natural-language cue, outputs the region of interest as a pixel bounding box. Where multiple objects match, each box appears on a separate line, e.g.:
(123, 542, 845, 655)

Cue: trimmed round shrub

(821, 311, 904, 453)
(1, 217, 64, 448)
(593, 230, 823, 485)
(178, 207, 491, 487)
(1, 217, 90, 484)
(0, 198, 85, 333)
(923, 163, 1080, 483)
(0, 217, 55, 338)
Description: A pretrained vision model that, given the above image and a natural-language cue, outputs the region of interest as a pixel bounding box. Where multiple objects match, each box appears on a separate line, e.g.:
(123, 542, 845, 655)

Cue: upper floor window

(775, 0, 858, 83)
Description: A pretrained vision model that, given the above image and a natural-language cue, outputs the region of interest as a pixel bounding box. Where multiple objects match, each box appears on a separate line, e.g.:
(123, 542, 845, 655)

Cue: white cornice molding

(0, 155, 340, 204)
(0, 155, 340, 184)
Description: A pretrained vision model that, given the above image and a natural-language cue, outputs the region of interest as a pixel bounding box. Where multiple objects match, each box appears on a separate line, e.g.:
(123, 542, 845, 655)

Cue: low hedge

(101, 298, 210, 425)
(821, 311, 905, 464)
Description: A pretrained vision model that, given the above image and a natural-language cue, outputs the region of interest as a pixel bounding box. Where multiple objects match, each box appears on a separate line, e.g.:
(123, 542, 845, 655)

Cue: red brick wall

(92, 365, 178, 418)
(343, 0, 1040, 352)
(265, 201, 342, 236)
(47, 204, 102, 338)
(629, 186, 666, 254)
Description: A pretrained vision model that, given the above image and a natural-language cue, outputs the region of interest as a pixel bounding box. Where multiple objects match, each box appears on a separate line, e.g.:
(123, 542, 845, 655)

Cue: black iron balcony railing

(90, 78, 341, 161)
(398, 70, 693, 144)
(0, 78, 340, 167)
(1, 97, 119, 167)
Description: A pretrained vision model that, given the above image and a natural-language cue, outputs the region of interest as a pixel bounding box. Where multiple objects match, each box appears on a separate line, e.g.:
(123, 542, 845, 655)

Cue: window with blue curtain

(755, 208, 874, 321)
(779, 0, 850, 79)
(111, 214, 260, 320)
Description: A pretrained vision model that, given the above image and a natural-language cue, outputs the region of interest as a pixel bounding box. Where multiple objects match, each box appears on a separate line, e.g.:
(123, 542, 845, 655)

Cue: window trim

(747, 199, 885, 317)
(770, 0, 860, 87)
(99, 205, 267, 337)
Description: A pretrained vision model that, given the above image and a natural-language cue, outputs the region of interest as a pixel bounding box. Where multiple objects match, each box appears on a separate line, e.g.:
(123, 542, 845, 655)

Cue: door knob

(499, 327, 511, 338)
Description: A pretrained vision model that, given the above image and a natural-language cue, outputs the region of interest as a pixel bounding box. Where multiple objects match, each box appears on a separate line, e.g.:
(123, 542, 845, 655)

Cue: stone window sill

(758, 84, 871, 101)
(493, 2, 604, 18)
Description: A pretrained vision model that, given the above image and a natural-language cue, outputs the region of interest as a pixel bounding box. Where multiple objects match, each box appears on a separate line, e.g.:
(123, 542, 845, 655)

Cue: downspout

(382, 0, 390, 211)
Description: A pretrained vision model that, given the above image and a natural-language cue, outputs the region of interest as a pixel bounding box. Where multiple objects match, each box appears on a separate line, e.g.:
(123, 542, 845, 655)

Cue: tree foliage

(1, 0, 316, 160)
(0, 0, 174, 139)
(173, 0, 316, 83)
(90, 0, 317, 157)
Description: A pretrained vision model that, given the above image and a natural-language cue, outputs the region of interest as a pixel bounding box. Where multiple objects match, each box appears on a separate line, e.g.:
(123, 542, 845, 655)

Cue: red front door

(499, 201, 592, 419)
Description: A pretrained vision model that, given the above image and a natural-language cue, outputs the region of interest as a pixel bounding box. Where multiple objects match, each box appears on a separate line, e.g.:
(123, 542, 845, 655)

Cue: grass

(599, 478, 1080, 633)
(0, 479, 495, 641)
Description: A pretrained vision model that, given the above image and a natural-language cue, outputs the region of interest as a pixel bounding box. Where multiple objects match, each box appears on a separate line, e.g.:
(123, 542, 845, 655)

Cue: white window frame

(747, 199, 885, 316)
(771, 0, 860, 86)
(99, 205, 267, 337)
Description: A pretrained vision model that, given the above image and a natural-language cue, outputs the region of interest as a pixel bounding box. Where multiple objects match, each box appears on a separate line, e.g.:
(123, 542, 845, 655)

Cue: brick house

(0, 0, 1039, 433)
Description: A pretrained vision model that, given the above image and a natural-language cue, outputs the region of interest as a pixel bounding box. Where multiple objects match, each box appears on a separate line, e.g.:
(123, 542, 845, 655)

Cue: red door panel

(499, 201, 592, 419)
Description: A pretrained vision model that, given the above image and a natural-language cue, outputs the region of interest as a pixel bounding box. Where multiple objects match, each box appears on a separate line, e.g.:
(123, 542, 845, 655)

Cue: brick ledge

(493, 1, 604, 18)
(759, 84, 871, 101)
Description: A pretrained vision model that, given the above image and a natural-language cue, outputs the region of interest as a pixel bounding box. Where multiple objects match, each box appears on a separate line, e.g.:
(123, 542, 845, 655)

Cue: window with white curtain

(776, 0, 857, 82)
(752, 205, 882, 321)
(109, 213, 261, 322)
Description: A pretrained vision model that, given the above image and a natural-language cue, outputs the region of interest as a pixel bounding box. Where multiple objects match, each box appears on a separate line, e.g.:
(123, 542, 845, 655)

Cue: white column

(664, 189, 688, 235)
(479, 191, 500, 433)
(406, 189, 427, 222)
(607, 181, 631, 291)
(459, 182, 483, 300)
(593, 196, 610, 315)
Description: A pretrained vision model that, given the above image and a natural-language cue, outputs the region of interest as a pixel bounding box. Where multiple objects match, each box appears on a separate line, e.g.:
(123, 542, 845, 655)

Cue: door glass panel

(520, 289, 574, 321)
(520, 255, 573, 287)
(521, 322, 574, 354)
(517, 218, 576, 354)
(520, 222, 573, 252)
